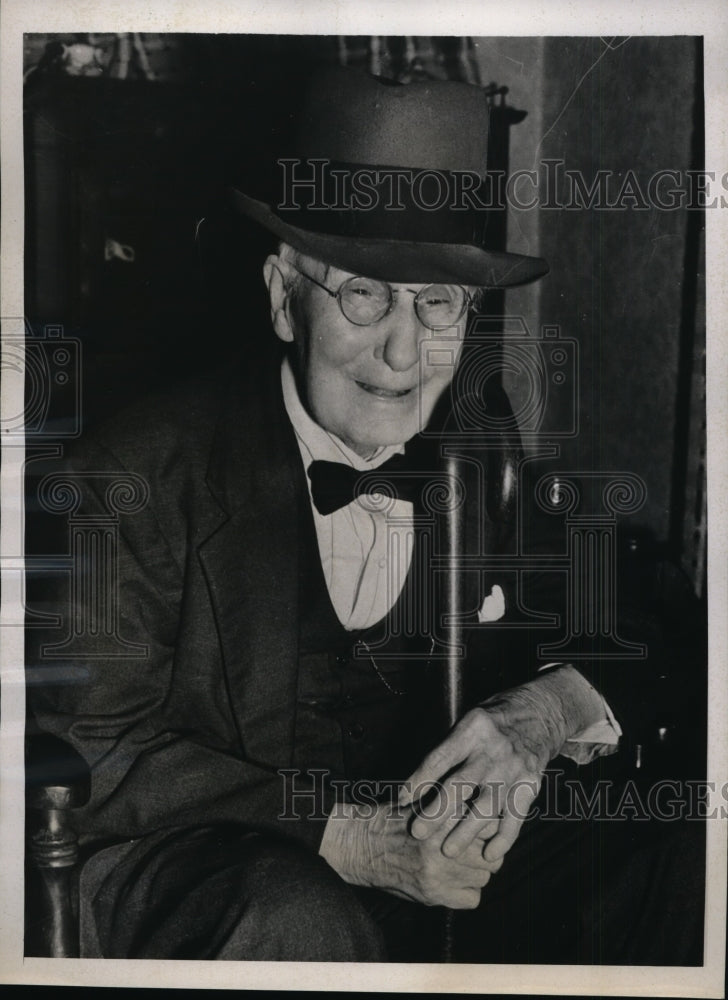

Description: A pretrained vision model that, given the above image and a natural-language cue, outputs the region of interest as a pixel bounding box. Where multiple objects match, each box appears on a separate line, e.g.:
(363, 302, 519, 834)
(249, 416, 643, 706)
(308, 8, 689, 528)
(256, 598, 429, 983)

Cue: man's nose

(376, 294, 427, 372)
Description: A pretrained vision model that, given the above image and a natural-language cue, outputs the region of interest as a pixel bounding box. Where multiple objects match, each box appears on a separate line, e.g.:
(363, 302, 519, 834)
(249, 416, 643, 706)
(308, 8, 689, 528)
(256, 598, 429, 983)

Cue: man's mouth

(355, 380, 414, 398)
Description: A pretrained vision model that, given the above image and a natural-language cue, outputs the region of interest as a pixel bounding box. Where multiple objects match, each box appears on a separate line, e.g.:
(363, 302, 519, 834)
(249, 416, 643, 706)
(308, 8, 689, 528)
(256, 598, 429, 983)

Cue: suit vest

(293, 495, 438, 790)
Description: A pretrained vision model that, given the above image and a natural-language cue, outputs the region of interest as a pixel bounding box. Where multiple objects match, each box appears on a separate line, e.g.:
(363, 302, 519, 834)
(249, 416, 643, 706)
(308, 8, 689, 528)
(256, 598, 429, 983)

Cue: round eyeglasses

(293, 267, 472, 329)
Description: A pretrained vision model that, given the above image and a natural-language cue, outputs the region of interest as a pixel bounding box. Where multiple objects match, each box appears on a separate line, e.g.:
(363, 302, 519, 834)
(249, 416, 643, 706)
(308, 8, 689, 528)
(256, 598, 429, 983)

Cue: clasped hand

(400, 702, 550, 869)
(322, 697, 554, 909)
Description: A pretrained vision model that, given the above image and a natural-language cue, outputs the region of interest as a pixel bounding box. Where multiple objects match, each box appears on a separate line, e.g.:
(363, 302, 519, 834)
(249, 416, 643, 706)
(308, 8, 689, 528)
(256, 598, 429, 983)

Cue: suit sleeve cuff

(537, 662, 623, 764)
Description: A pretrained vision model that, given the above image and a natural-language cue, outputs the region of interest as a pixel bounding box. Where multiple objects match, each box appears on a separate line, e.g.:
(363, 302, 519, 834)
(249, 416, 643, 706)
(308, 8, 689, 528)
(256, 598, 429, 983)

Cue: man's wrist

(481, 665, 607, 764)
(319, 801, 372, 886)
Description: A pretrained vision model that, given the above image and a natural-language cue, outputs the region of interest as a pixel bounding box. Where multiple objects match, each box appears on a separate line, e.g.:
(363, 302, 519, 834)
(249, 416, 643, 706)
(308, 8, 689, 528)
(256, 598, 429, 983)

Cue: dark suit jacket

(29, 347, 675, 853)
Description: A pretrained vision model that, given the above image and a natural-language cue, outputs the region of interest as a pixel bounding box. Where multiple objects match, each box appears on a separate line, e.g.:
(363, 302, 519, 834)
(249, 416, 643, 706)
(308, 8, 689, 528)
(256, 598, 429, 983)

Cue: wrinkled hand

(399, 695, 558, 866)
(320, 669, 607, 903)
(319, 800, 503, 909)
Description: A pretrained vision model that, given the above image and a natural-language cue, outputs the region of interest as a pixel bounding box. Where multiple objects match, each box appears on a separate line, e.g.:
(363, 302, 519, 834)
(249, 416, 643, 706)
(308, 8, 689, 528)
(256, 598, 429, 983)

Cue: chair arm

(25, 732, 91, 957)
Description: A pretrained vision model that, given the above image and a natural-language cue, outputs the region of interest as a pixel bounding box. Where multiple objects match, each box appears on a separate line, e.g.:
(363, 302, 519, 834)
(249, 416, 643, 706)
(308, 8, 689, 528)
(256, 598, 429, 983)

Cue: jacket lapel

(198, 352, 304, 768)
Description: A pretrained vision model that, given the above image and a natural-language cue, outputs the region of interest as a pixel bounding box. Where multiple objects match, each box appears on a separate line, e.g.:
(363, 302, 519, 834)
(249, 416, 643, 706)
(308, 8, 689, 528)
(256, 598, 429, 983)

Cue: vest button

(348, 722, 364, 740)
(335, 653, 348, 667)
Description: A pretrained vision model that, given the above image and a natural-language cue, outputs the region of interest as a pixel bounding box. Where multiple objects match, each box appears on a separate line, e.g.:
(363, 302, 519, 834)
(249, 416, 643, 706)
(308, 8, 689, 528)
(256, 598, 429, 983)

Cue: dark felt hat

(231, 67, 548, 287)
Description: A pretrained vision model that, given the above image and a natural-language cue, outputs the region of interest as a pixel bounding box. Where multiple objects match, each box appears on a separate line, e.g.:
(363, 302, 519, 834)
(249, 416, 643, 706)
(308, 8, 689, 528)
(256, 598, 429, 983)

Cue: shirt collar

(281, 356, 405, 472)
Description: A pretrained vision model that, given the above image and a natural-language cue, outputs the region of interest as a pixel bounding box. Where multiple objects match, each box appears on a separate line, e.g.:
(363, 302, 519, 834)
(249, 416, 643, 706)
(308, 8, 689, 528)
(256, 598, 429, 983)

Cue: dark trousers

(451, 811, 705, 965)
(81, 807, 705, 964)
(83, 826, 387, 961)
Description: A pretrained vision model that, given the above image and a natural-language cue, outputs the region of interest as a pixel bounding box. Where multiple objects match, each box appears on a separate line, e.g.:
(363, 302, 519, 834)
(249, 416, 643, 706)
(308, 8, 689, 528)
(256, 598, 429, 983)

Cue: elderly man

(29, 66, 700, 963)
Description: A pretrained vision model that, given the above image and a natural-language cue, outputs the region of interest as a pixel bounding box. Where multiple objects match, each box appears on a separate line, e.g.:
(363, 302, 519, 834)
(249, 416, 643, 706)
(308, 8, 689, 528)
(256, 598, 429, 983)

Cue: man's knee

(220, 835, 387, 961)
(89, 826, 386, 961)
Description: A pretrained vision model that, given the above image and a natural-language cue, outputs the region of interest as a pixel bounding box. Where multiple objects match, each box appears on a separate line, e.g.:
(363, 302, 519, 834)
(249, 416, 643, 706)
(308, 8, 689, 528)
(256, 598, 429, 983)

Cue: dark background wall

(473, 37, 704, 581)
(22, 34, 705, 588)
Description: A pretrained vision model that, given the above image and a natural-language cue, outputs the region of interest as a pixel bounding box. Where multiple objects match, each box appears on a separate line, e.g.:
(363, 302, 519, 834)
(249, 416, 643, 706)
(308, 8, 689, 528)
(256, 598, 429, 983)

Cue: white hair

(277, 242, 330, 296)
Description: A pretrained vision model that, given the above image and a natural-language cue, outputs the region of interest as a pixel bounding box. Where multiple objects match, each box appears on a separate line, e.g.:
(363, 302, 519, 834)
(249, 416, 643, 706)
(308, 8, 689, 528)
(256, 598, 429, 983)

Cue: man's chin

(346, 422, 421, 455)
(327, 398, 440, 454)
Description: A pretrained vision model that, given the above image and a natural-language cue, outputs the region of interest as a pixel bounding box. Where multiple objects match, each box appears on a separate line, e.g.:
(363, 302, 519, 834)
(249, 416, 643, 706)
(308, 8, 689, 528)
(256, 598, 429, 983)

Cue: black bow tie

(308, 453, 430, 515)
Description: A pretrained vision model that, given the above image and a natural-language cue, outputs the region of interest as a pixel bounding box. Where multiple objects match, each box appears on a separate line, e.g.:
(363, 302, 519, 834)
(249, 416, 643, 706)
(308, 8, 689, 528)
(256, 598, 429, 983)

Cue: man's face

(267, 253, 469, 456)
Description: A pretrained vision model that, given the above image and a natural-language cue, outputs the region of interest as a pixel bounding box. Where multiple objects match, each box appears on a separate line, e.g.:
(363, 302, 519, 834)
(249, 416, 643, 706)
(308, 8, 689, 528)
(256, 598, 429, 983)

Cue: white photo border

(2, 1, 726, 995)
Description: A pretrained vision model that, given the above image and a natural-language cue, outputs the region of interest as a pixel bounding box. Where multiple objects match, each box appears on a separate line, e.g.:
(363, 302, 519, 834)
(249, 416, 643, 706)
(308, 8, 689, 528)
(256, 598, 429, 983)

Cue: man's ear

(263, 255, 295, 343)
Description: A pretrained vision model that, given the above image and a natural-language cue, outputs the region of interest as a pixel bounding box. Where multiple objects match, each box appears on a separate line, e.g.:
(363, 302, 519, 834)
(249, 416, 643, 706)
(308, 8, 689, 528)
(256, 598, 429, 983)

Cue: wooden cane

(439, 447, 467, 962)
(437, 377, 521, 962)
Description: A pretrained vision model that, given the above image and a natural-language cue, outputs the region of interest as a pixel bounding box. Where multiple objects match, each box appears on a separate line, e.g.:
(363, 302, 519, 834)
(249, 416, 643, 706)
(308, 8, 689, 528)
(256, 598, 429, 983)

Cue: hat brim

(231, 188, 548, 288)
